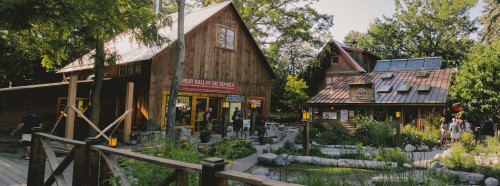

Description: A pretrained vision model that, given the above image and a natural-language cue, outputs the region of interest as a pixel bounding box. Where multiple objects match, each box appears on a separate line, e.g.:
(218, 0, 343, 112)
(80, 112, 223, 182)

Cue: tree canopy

(479, 0, 500, 43)
(281, 75, 309, 113)
(344, 0, 477, 67)
(449, 38, 500, 127)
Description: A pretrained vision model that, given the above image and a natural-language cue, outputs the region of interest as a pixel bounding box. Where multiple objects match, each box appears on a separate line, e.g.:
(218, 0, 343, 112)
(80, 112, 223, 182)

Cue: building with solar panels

(307, 47, 452, 133)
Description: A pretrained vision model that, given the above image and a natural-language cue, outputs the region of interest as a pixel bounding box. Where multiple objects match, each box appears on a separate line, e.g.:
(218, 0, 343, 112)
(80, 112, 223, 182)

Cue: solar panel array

(373, 57, 443, 72)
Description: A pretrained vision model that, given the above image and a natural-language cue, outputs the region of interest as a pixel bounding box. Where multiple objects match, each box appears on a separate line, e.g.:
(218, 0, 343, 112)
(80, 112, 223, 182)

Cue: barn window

(217, 25, 235, 50)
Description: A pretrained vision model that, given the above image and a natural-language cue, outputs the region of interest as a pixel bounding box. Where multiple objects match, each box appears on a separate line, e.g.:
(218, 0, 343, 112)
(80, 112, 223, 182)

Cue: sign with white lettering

(348, 83, 375, 102)
(340, 109, 348, 122)
(180, 78, 238, 94)
(226, 95, 245, 102)
(322, 112, 337, 120)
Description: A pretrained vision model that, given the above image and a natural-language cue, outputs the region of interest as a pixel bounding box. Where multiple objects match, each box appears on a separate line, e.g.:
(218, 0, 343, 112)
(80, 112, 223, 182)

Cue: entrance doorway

(195, 97, 209, 132)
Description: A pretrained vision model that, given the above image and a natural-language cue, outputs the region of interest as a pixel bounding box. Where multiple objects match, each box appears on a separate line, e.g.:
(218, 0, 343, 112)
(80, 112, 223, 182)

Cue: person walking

(449, 118, 461, 146)
(204, 108, 213, 133)
(439, 124, 448, 150)
(11, 109, 43, 160)
(232, 107, 243, 136)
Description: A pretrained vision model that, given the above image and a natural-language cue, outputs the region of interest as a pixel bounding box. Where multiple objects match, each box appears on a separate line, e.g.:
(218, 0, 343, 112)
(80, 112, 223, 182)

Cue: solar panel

(381, 72, 394, 79)
(406, 58, 424, 70)
(415, 71, 428, 77)
(397, 85, 411, 93)
(418, 84, 431, 92)
(378, 85, 392, 93)
(423, 57, 443, 70)
(373, 60, 391, 72)
(389, 59, 407, 71)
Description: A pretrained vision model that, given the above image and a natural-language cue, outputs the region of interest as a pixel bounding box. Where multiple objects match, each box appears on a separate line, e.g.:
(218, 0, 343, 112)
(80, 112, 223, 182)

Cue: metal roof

(333, 40, 366, 73)
(307, 69, 452, 105)
(373, 57, 443, 72)
(58, 2, 232, 73)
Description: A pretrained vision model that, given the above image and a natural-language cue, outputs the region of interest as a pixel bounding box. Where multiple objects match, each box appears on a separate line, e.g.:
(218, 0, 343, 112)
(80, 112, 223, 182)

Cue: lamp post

(250, 102, 257, 136)
(395, 111, 401, 147)
(222, 101, 230, 138)
(302, 111, 310, 156)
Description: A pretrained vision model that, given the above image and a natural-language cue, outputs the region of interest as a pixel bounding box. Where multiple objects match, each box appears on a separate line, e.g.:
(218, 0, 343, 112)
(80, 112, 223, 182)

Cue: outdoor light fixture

(330, 107, 335, 110)
(108, 138, 117, 147)
(395, 111, 401, 118)
(223, 101, 230, 109)
(251, 102, 257, 109)
(302, 111, 310, 120)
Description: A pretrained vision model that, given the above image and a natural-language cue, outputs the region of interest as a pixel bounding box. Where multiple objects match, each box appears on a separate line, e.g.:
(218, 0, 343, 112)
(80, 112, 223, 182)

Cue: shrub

(314, 124, 353, 145)
(294, 132, 303, 144)
(441, 143, 477, 171)
(214, 137, 256, 160)
(121, 138, 202, 185)
(401, 125, 438, 149)
(355, 116, 394, 147)
(374, 148, 412, 166)
(485, 136, 500, 154)
(460, 132, 475, 152)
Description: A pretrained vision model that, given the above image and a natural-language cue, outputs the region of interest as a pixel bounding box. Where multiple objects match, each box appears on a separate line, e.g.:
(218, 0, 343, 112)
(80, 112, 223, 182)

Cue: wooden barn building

(0, 2, 275, 137)
(307, 40, 451, 133)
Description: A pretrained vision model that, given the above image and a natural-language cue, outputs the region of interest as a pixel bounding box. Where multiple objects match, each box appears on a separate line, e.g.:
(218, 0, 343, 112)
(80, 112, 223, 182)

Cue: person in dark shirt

(11, 109, 42, 160)
(204, 108, 213, 133)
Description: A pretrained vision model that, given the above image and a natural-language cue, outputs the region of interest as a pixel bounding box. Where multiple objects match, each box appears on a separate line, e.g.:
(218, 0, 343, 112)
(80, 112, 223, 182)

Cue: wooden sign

(180, 78, 238, 94)
(348, 83, 375, 103)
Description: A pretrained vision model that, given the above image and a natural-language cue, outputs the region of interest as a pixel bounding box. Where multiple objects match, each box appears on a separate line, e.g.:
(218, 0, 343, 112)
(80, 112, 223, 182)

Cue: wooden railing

(27, 132, 302, 186)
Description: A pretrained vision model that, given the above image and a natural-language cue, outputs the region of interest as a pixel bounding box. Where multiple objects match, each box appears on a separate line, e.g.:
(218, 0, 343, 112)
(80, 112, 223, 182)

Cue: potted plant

(200, 130, 211, 143)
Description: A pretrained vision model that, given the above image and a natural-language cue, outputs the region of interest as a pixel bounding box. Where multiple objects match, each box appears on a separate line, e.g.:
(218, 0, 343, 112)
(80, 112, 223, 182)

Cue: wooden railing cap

(202, 157, 225, 164)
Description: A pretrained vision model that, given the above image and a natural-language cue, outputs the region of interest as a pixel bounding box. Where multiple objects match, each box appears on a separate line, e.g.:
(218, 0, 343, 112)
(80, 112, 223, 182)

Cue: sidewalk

(227, 127, 299, 172)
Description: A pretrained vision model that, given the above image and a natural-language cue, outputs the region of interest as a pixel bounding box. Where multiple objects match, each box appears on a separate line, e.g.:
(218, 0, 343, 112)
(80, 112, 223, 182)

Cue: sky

(310, 0, 486, 42)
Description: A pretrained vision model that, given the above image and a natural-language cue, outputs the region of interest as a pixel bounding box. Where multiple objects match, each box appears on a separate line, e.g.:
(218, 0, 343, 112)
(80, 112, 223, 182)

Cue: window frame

(216, 25, 237, 51)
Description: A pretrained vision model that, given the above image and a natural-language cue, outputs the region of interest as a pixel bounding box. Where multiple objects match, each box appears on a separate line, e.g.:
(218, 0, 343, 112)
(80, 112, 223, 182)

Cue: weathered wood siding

(149, 6, 273, 126)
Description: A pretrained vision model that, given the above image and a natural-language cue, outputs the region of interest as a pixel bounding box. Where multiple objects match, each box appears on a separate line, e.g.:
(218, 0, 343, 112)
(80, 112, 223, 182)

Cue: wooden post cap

(202, 157, 225, 166)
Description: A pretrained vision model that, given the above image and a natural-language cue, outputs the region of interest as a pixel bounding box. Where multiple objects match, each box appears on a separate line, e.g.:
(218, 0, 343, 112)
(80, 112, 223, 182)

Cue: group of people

(439, 114, 473, 150)
(203, 107, 244, 135)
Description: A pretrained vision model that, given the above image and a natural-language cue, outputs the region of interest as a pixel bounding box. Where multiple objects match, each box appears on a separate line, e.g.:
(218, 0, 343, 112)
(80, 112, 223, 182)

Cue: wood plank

(44, 147, 76, 186)
(156, 169, 179, 186)
(101, 153, 131, 186)
(0, 162, 26, 184)
(124, 82, 134, 143)
(40, 138, 68, 186)
(95, 145, 202, 173)
(66, 74, 77, 140)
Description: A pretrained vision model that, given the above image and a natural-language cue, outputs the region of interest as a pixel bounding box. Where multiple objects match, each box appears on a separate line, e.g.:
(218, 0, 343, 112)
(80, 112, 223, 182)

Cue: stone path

(227, 128, 299, 172)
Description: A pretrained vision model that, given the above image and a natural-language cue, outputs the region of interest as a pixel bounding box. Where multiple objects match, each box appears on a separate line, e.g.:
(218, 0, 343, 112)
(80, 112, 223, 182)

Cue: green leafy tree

(281, 75, 309, 113)
(31, 0, 171, 134)
(479, 0, 500, 43)
(449, 39, 500, 133)
(346, 0, 477, 67)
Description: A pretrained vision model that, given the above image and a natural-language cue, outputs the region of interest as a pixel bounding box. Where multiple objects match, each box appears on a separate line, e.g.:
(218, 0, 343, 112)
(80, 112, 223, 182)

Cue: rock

(129, 140, 138, 145)
(175, 127, 192, 143)
(257, 153, 277, 164)
(429, 161, 443, 169)
(403, 163, 412, 168)
(485, 177, 499, 186)
(488, 157, 500, 165)
(272, 138, 279, 144)
(404, 144, 417, 152)
(433, 153, 442, 160)
(284, 140, 298, 151)
(312, 141, 321, 146)
(418, 145, 430, 152)
(438, 169, 484, 184)
(250, 167, 269, 175)
(338, 159, 396, 169)
(273, 154, 291, 166)
(412, 160, 432, 168)
(475, 156, 492, 166)
(442, 149, 452, 158)
(278, 125, 285, 131)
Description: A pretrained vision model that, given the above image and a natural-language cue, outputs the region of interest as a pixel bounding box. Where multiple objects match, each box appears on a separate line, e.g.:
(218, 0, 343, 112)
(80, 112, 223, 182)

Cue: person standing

(232, 107, 243, 136)
(439, 124, 448, 150)
(449, 118, 461, 146)
(11, 109, 43, 160)
(204, 108, 213, 133)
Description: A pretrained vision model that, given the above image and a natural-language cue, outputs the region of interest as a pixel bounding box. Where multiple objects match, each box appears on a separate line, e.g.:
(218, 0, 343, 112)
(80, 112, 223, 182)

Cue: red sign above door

(180, 78, 238, 94)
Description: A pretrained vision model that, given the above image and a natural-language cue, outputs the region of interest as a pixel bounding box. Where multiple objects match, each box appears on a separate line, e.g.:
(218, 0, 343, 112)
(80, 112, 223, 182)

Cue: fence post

(201, 157, 226, 186)
(84, 137, 101, 186)
(27, 130, 45, 186)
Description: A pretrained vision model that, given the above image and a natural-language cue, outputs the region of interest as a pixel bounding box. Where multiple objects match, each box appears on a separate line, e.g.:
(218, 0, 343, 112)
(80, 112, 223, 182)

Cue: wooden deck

(0, 149, 72, 186)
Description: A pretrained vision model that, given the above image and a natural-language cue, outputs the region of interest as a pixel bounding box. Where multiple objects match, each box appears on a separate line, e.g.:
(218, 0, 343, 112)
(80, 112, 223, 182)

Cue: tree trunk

(165, 0, 185, 138)
(89, 38, 105, 137)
